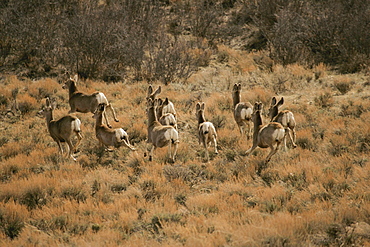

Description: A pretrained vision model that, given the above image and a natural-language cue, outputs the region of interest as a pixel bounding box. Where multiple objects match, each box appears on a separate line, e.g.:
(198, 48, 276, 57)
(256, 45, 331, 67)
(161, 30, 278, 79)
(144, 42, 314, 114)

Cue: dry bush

(0, 202, 28, 240)
(333, 77, 354, 95)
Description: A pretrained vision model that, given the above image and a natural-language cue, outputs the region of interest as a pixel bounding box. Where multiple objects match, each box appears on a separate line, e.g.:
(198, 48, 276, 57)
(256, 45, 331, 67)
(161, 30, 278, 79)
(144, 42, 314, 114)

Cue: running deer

(39, 97, 82, 161)
(196, 102, 218, 161)
(232, 83, 253, 140)
(62, 74, 118, 128)
(268, 97, 297, 150)
(93, 103, 135, 151)
(146, 98, 179, 162)
(246, 102, 285, 164)
(156, 98, 177, 130)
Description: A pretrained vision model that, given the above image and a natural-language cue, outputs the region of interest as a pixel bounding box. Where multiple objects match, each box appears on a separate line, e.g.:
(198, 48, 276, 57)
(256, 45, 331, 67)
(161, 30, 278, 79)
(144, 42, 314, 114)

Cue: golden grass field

(1, 50, 370, 246)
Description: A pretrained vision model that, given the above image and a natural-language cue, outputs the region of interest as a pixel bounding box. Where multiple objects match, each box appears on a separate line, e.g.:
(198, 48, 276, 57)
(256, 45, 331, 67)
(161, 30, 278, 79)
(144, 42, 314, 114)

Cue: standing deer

(39, 97, 82, 161)
(93, 103, 136, 151)
(268, 97, 297, 150)
(156, 98, 177, 130)
(196, 102, 218, 161)
(232, 83, 253, 140)
(246, 102, 285, 164)
(62, 74, 118, 128)
(146, 98, 179, 162)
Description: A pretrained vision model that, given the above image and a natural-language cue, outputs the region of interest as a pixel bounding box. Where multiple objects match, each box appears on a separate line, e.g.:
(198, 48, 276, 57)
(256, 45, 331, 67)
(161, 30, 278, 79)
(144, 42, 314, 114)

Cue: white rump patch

(163, 102, 176, 116)
(116, 128, 128, 140)
(273, 128, 285, 141)
(241, 107, 252, 120)
(96, 92, 109, 104)
(164, 128, 179, 142)
(71, 118, 81, 132)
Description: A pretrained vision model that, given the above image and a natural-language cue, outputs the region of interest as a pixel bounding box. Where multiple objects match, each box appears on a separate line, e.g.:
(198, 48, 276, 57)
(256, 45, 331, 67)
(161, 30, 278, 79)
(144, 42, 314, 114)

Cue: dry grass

(0, 54, 370, 246)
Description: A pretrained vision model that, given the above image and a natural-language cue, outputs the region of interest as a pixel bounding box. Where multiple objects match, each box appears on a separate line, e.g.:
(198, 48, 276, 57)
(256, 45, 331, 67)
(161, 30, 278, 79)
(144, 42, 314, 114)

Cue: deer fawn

(62, 74, 118, 128)
(196, 102, 218, 161)
(93, 103, 136, 151)
(268, 97, 297, 150)
(246, 102, 285, 164)
(232, 83, 253, 140)
(39, 97, 82, 161)
(146, 98, 179, 162)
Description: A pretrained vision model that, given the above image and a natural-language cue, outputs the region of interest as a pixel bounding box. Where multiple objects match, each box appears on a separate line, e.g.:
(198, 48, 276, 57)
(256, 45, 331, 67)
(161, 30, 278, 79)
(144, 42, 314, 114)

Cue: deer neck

(95, 113, 104, 128)
(197, 112, 206, 126)
(232, 91, 241, 107)
(68, 81, 78, 98)
(156, 106, 163, 119)
(270, 107, 279, 121)
(45, 111, 54, 130)
(147, 107, 158, 127)
(253, 111, 263, 133)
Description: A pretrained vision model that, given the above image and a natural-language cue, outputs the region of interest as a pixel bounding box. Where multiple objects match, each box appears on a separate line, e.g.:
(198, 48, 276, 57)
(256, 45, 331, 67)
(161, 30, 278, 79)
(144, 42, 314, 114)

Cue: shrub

(314, 92, 333, 108)
(334, 80, 353, 95)
(20, 186, 48, 210)
(0, 203, 26, 239)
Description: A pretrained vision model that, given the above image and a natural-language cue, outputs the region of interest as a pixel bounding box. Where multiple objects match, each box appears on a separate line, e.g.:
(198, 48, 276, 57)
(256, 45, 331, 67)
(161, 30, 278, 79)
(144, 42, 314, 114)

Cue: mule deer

(268, 97, 297, 150)
(39, 97, 82, 161)
(246, 102, 285, 164)
(196, 102, 218, 161)
(93, 103, 135, 151)
(156, 98, 177, 130)
(232, 83, 253, 140)
(146, 98, 179, 162)
(62, 74, 118, 128)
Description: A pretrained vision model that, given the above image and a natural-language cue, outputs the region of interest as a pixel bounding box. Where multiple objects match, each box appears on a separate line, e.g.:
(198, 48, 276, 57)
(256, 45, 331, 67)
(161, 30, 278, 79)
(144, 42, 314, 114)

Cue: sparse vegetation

(0, 0, 369, 246)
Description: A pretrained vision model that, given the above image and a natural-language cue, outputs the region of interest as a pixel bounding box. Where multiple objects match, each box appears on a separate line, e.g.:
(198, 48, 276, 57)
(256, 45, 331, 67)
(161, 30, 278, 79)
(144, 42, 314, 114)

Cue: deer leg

(245, 144, 258, 156)
(149, 145, 155, 161)
(74, 131, 82, 153)
(55, 140, 64, 155)
(103, 110, 112, 128)
(66, 139, 77, 161)
(213, 136, 218, 154)
(238, 125, 244, 136)
(172, 142, 178, 162)
(290, 127, 297, 148)
(265, 142, 281, 164)
(107, 104, 119, 122)
(246, 121, 252, 140)
(283, 128, 288, 151)
(203, 139, 209, 161)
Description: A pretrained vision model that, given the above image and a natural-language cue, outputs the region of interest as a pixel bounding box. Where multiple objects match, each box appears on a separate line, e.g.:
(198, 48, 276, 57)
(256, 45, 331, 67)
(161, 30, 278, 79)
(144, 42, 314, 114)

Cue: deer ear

(233, 84, 238, 90)
(51, 99, 57, 110)
(196, 102, 201, 111)
(155, 86, 161, 95)
(148, 85, 153, 96)
(201, 102, 205, 110)
(163, 97, 169, 105)
(271, 97, 277, 106)
(277, 97, 284, 107)
(157, 98, 163, 105)
(73, 74, 78, 82)
(238, 84, 242, 90)
(45, 97, 51, 107)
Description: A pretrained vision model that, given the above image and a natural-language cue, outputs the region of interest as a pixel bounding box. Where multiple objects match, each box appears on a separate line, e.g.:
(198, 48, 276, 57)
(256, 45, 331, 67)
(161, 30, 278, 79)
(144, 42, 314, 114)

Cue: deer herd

(39, 75, 297, 164)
